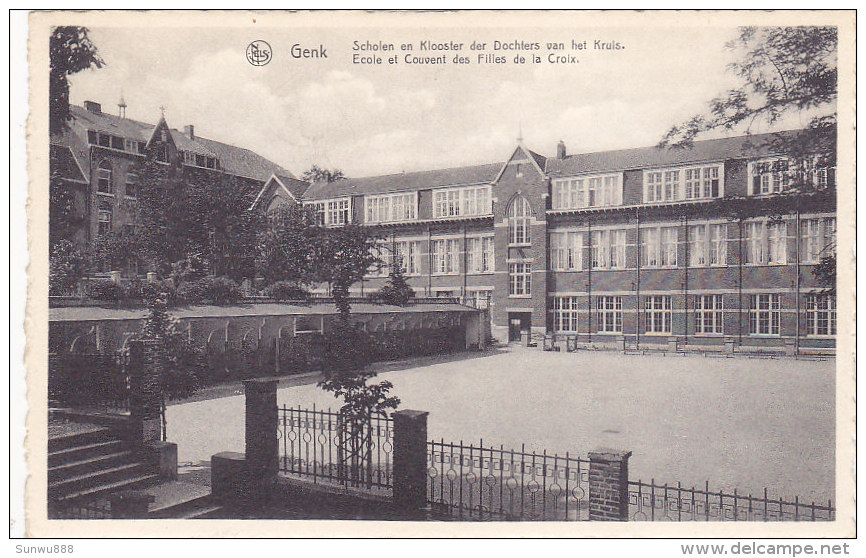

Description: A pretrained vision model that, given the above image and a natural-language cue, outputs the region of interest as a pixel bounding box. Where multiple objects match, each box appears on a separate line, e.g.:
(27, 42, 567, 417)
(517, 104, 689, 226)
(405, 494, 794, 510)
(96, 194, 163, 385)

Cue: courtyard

(167, 348, 835, 503)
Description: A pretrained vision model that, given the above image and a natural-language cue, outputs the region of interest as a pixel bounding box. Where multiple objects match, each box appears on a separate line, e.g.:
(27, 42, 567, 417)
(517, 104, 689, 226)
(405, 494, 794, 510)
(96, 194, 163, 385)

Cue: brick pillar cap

(243, 378, 279, 390)
(392, 409, 429, 418)
(588, 448, 632, 461)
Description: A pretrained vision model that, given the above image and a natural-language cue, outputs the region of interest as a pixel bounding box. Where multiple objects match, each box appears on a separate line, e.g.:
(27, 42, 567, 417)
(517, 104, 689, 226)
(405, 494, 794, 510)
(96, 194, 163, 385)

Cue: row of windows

(368, 236, 495, 277)
(181, 150, 220, 170)
(748, 159, 836, 196)
(366, 192, 417, 223)
(547, 217, 835, 271)
(87, 130, 146, 154)
(551, 174, 623, 210)
(306, 199, 351, 226)
(551, 294, 836, 336)
(433, 185, 492, 219)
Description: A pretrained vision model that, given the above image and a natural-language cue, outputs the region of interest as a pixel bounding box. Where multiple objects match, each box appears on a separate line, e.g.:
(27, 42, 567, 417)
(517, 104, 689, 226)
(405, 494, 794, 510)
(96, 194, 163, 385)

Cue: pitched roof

(56, 105, 294, 182)
(302, 162, 503, 200)
(274, 174, 311, 199)
(545, 131, 801, 177)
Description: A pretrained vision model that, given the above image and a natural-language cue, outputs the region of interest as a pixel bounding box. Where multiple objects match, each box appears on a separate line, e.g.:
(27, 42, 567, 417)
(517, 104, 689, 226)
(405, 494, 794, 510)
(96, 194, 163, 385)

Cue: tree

(256, 203, 317, 285)
(50, 26, 104, 134)
(660, 26, 838, 289)
(49, 240, 88, 295)
(301, 164, 345, 184)
(49, 162, 85, 247)
(378, 255, 415, 306)
(310, 224, 381, 317)
(88, 228, 141, 273)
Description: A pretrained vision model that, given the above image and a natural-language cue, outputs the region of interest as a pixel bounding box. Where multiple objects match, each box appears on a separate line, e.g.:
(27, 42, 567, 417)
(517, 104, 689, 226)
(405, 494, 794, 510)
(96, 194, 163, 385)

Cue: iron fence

(628, 480, 835, 521)
(427, 440, 590, 520)
(278, 405, 394, 490)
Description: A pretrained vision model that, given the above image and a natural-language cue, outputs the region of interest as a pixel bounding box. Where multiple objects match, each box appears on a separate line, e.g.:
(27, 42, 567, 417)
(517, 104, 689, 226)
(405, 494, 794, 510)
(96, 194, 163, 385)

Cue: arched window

(97, 160, 113, 194)
(507, 196, 532, 245)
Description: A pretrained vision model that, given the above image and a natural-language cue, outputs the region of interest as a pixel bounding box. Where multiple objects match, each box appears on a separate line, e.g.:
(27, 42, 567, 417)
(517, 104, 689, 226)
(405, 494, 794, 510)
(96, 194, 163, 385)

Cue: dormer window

(643, 164, 724, 203)
(552, 173, 622, 209)
(749, 159, 788, 195)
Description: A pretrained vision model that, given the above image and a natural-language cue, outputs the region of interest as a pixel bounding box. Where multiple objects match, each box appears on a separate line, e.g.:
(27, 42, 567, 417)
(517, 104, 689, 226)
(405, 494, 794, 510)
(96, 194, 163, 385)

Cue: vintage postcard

(22, 9, 855, 538)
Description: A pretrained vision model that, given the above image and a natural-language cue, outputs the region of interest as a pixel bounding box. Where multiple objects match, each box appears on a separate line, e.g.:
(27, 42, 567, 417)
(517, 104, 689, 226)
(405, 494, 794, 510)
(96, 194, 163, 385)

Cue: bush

(264, 281, 309, 301)
(49, 240, 89, 295)
(84, 279, 125, 303)
(174, 276, 242, 305)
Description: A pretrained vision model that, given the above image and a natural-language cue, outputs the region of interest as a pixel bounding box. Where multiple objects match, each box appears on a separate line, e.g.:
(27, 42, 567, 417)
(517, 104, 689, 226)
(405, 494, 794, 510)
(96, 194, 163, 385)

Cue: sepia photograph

(19, 9, 855, 538)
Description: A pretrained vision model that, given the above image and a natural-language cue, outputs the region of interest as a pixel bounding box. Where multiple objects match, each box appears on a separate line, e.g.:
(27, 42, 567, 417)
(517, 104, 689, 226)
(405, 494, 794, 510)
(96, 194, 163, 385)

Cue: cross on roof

(159, 105, 167, 117)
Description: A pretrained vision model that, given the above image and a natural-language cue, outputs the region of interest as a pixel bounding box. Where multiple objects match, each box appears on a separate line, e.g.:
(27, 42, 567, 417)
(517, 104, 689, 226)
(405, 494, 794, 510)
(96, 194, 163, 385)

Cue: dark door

(508, 312, 531, 342)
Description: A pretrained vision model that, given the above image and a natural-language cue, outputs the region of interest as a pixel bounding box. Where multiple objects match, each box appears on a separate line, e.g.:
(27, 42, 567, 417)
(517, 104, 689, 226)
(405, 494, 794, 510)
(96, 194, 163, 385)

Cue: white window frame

(97, 209, 112, 236)
(799, 218, 821, 263)
(549, 230, 584, 271)
(806, 294, 836, 336)
(508, 262, 531, 296)
(466, 236, 494, 274)
(431, 238, 460, 275)
(305, 198, 351, 226)
(596, 295, 622, 333)
(644, 295, 672, 334)
(749, 293, 781, 336)
(748, 158, 789, 195)
(641, 226, 677, 268)
(507, 196, 532, 246)
(551, 173, 622, 210)
(96, 161, 113, 195)
(464, 289, 492, 309)
(432, 185, 492, 218)
(365, 192, 418, 223)
(552, 296, 580, 333)
(643, 163, 724, 203)
(695, 294, 724, 335)
(394, 240, 420, 275)
(124, 171, 138, 199)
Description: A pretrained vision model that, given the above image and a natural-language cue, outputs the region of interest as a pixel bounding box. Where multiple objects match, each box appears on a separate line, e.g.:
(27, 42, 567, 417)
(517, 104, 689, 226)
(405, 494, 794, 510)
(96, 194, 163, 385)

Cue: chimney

(84, 101, 102, 114)
(184, 125, 195, 139)
(557, 140, 567, 160)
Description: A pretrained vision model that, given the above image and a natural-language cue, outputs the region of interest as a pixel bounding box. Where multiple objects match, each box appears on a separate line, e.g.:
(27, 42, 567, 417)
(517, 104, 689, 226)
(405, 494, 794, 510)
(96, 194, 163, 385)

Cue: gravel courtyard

(167, 348, 835, 502)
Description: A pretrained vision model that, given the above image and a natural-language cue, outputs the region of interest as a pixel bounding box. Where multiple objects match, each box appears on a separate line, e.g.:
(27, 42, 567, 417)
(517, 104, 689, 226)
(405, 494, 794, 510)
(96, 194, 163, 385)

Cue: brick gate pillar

(588, 448, 632, 521)
(243, 379, 279, 493)
(392, 410, 429, 513)
(127, 338, 165, 444)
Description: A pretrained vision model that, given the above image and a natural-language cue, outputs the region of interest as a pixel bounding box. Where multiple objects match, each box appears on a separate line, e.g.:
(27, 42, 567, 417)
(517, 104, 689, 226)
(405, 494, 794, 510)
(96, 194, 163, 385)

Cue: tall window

(508, 196, 532, 245)
(644, 164, 723, 202)
(767, 222, 787, 264)
(394, 240, 420, 275)
(825, 218, 837, 256)
(689, 224, 707, 266)
(125, 171, 138, 199)
(709, 224, 727, 266)
(431, 238, 460, 275)
(744, 222, 765, 264)
(433, 185, 492, 218)
(749, 294, 781, 335)
(508, 262, 531, 296)
(799, 219, 821, 263)
(97, 160, 113, 194)
(97, 209, 112, 236)
(641, 226, 677, 268)
(745, 221, 787, 265)
(550, 231, 583, 271)
(695, 294, 724, 334)
(645, 295, 672, 334)
(806, 294, 836, 336)
(552, 296, 580, 333)
(592, 229, 626, 269)
(466, 237, 494, 274)
(596, 296, 622, 333)
(750, 159, 789, 195)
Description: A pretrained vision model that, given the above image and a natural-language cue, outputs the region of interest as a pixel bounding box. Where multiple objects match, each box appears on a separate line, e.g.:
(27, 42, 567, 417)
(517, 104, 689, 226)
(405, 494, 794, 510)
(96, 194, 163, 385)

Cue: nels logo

(246, 40, 272, 66)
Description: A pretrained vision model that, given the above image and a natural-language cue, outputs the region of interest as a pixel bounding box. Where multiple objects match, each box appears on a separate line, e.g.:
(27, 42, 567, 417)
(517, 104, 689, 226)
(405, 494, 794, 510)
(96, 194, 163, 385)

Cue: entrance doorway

(508, 312, 531, 342)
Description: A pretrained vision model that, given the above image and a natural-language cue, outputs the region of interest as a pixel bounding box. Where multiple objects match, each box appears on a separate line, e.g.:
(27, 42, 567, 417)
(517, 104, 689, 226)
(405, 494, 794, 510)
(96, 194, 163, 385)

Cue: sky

(67, 23, 816, 179)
